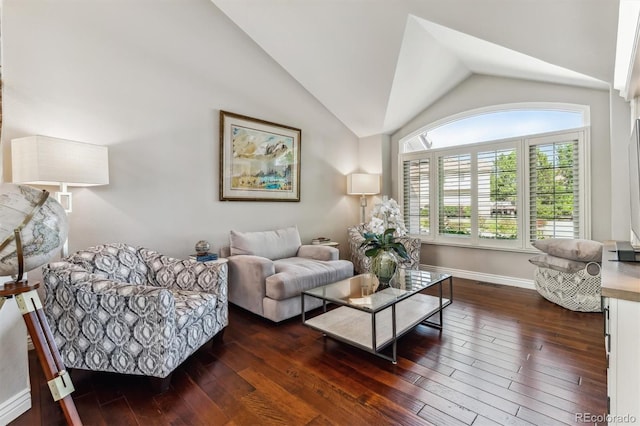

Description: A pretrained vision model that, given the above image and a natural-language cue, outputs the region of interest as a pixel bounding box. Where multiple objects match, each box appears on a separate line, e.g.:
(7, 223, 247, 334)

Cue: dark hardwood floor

(11, 278, 607, 425)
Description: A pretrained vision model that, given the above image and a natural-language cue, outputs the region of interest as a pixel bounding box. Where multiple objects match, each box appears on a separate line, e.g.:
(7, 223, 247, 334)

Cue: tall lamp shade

(347, 173, 380, 223)
(11, 136, 109, 212)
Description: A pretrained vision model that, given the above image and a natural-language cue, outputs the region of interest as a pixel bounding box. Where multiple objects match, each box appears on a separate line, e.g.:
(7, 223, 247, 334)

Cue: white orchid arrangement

(366, 197, 407, 236)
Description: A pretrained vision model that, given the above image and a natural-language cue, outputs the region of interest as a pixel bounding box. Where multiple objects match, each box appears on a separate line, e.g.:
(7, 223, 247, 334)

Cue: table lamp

(0, 183, 81, 425)
(11, 135, 109, 214)
(11, 135, 109, 256)
(347, 173, 380, 223)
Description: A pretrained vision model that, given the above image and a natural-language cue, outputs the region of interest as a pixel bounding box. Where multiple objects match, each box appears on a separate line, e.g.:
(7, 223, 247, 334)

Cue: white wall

(1, 0, 360, 259)
(0, 280, 30, 425)
(611, 91, 632, 240)
(391, 74, 617, 281)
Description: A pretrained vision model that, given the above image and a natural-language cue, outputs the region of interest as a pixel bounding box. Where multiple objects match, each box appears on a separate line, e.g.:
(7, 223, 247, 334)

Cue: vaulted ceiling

(211, 0, 618, 138)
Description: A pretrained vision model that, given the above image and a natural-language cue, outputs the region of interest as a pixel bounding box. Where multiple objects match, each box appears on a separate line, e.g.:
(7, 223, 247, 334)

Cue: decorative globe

(0, 183, 69, 276)
(195, 240, 210, 255)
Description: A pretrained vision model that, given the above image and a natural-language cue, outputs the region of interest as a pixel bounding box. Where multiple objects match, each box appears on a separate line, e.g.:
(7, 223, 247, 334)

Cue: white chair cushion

(229, 226, 301, 260)
(532, 238, 603, 262)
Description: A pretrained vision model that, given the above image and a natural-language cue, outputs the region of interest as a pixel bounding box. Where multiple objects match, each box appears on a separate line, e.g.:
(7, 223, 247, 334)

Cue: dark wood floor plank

(9, 278, 607, 426)
(234, 331, 400, 425)
(237, 368, 320, 425)
(415, 376, 533, 426)
(169, 368, 230, 424)
(334, 351, 480, 425)
(72, 393, 108, 426)
(516, 405, 576, 426)
(410, 349, 512, 388)
(450, 369, 578, 424)
(98, 397, 138, 426)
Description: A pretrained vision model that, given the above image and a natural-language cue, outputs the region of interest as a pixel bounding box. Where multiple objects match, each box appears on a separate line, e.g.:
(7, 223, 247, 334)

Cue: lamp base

(359, 195, 368, 224)
(55, 182, 72, 213)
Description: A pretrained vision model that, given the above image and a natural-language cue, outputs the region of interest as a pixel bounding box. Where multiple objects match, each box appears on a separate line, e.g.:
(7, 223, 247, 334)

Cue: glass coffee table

(301, 269, 452, 364)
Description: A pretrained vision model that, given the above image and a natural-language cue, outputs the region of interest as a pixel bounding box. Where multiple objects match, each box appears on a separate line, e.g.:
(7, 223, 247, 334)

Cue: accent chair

(42, 243, 228, 392)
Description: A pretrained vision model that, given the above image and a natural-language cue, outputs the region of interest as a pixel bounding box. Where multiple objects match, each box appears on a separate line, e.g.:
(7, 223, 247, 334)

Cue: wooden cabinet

(602, 243, 640, 425)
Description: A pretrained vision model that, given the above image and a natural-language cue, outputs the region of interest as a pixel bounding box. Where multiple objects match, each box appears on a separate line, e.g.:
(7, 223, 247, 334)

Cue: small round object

(195, 240, 210, 255)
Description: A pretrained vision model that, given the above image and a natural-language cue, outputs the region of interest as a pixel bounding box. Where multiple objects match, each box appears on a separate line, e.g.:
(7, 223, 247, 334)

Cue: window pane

(478, 148, 518, 240)
(529, 140, 579, 241)
(438, 154, 471, 237)
(402, 109, 584, 152)
(403, 159, 429, 235)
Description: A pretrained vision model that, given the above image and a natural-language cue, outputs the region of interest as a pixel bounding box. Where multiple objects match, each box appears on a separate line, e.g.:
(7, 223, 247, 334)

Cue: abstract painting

(219, 111, 301, 201)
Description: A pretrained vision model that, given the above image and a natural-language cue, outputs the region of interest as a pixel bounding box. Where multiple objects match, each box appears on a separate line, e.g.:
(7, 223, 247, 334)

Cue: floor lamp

(347, 173, 380, 223)
(11, 135, 110, 256)
(0, 184, 81, 425)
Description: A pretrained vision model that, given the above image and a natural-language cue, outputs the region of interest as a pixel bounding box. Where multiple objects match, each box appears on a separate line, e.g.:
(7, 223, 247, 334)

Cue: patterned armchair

(42, 243, 228, 392)
(347, 224, 421, 274)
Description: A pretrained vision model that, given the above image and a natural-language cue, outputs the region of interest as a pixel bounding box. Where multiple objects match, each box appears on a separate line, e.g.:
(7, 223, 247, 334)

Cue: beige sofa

(222, 226, 353, 322)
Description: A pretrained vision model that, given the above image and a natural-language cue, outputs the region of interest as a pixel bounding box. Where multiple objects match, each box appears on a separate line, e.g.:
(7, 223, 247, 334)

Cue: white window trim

(399, 127, 591, 253)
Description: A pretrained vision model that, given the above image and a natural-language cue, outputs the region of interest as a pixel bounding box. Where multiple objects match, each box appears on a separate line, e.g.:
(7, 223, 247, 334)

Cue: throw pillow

(528, 254, 589, 274)
(532, 238, 603, 262)
(230, 226, 302, 260)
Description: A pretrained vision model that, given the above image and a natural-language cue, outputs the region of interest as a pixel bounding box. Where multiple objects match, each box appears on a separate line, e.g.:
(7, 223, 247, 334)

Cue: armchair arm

(139, 248, 227, 293)
(226, 254, 275, 316)
(396, 236, 421, 269)
(297, 244, 338, 261)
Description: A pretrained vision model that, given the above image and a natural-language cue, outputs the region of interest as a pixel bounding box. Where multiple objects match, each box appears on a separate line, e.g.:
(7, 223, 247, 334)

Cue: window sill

(416, 238, 539, 254)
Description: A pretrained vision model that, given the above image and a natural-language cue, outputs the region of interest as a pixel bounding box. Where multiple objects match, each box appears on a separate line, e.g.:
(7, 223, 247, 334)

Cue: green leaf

(360, 227, 409, 260)
(364, 247, 381, 257)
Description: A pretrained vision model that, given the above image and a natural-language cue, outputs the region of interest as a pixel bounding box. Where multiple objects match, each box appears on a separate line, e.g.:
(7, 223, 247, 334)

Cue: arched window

(399, 103, 590, 250)
(402, 103, 588, 153)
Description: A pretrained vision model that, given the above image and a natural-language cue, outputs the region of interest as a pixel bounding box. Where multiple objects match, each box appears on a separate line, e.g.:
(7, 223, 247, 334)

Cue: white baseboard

(0, 388, 31, 425)
(419, 264, 535, 290)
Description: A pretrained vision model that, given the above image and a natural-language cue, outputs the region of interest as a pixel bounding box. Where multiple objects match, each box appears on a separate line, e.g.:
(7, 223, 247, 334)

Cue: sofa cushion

(265, 258, 353, 300)
(532, 238, 603, 262)
(229, 226, 301, 260)
(528, 254, 589, 274)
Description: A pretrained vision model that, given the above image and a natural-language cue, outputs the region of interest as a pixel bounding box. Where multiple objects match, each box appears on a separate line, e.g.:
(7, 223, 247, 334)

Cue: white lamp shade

(347, 173, 380, 195)
(11, 136, 109, 187)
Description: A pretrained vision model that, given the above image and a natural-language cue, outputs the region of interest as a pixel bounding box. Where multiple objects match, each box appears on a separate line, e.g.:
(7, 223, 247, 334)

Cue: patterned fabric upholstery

(533, 264, 602, 312)
(43, 243, 228, 379)
(347, 224, 421, 274)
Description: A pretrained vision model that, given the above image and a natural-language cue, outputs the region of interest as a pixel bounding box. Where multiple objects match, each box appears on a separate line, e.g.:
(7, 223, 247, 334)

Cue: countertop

(601, 241, 640, 302)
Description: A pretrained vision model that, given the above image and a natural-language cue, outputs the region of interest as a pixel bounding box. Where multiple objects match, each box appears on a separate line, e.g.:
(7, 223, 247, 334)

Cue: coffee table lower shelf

(303, 293, 450, 363)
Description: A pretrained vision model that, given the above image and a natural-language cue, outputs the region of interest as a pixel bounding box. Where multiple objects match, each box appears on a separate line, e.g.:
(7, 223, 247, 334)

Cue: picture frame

(219, 110, 301, 201)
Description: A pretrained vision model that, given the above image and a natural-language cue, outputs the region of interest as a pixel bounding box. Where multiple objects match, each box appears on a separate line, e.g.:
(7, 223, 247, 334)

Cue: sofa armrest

(226, 255, 275, 315)
(297, 244, 338, 261)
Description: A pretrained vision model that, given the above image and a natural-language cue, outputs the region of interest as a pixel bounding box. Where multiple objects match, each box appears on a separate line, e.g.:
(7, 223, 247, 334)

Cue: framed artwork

(219, 110, 301, 201)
